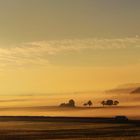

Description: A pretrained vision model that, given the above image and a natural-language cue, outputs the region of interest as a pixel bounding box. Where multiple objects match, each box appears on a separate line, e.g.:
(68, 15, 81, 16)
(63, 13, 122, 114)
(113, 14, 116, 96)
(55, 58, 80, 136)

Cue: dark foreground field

(0, 116, 140, 140)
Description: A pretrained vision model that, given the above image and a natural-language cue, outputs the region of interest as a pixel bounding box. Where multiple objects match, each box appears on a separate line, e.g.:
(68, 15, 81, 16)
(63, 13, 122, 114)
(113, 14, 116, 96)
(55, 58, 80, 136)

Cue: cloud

(0, 37, 140, 69)
(0, 99, 29, 103)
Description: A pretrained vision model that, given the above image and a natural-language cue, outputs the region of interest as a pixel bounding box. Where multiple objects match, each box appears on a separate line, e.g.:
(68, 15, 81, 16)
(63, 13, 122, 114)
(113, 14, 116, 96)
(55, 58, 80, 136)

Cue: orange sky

(0, 0, 140, 96)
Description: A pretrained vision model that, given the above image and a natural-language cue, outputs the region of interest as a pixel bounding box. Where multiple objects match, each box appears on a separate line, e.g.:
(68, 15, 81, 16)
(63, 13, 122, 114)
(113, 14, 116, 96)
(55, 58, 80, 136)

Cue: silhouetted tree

(101, 100, 106, 106)
(60, 103, 66, 107)
(60, 99, 75, 107)
(113, 100, 119, 106)
(83, 103, 88, 107)
(68, 99, 75, 107)
(106, 100, 114, 106)
(87, 100, 93, 107)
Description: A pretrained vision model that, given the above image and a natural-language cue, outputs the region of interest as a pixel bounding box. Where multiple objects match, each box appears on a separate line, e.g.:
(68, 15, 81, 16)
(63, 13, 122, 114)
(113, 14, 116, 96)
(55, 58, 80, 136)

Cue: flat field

(0, 116, 139, 140)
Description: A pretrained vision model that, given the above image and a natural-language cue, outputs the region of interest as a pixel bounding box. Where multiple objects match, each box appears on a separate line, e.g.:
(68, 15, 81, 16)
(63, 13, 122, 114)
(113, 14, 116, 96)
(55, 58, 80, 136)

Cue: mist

(0, 92, 139, 119)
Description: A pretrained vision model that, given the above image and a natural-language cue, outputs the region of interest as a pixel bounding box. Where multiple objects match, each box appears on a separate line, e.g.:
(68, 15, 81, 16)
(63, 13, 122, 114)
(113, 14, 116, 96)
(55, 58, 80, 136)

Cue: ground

(0, 116, 139, 140)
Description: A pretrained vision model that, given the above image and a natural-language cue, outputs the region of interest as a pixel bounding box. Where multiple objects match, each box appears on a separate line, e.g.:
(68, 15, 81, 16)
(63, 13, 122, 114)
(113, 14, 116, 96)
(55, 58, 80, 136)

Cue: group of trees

(83, 100, 119, 107)
(83, 100, 93, 107)
(59, 99, 119, 108)
(101, 100, 119, 106)
(60, 99, 75, 107)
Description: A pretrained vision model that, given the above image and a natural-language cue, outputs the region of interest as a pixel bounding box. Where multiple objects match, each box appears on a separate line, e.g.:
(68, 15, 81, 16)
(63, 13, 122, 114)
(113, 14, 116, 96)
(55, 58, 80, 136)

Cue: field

(0, 106, 140, 119)
(0, 116, 139, 140)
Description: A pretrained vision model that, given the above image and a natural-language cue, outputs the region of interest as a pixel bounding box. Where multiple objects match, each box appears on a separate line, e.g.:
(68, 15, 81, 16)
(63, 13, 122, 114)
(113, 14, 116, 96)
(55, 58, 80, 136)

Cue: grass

(0, 116, 139, 139)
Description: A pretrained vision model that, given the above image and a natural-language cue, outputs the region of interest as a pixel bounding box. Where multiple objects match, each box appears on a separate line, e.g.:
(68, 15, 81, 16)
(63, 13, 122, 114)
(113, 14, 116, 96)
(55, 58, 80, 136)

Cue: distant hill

(117, 83, 140, 89)
(131, 87, 140, 94)
(106, 83, 140, 94)
(106, 88, 134, 94)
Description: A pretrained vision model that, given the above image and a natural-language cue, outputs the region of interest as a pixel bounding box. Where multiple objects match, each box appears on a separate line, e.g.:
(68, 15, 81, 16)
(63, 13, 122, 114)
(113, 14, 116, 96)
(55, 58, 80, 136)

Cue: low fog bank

(0, 106, 139, 120)
(0, 92, 140, 119)
(0, 91, 140, 107)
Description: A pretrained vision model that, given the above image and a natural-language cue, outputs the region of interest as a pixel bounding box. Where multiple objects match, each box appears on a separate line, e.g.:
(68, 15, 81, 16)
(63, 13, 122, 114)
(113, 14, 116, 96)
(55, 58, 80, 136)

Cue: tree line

(59, 99, 119, 108)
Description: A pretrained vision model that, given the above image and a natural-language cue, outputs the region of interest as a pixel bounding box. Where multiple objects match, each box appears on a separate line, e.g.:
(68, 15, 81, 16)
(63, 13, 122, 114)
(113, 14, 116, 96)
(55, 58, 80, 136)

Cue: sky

(0, 0, 140, 96)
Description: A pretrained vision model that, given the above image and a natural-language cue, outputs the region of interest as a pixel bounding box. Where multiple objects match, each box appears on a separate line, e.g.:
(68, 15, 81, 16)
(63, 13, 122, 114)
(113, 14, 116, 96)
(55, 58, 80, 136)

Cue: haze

(0, 0, 140, 110)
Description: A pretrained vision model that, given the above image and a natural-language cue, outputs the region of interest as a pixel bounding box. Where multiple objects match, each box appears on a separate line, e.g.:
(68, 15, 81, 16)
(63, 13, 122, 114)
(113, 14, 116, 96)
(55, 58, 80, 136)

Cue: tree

(87, 100, 93, 107)
(68, 99, 75, 107)
(106, 100, 114, 106)
(59, 103, 66, 107)
(59, 99, 76, 107)
(101, 100, 106, 106)
(113, 100, 119, 106)
(83, 103, 88, 107)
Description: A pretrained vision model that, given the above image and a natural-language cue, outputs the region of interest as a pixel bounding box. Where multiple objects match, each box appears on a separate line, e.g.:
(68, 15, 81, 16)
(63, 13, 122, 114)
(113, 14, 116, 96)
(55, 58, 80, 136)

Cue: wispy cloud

(0, 99, 29, 103)
(0, 37, 140, 69)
